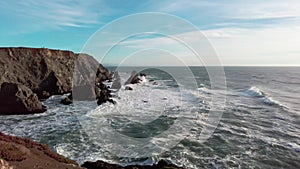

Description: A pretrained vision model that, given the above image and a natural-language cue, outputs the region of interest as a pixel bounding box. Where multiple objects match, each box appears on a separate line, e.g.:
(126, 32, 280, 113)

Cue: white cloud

(157, 0, 300, 28)
(0, 0, 108, 32)
(104, 25, 300, 66)
(205, 26, 300, 65)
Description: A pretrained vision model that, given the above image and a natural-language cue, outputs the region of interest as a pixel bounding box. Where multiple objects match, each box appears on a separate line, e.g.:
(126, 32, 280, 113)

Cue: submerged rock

(125, 86, 133, 90)
(60, 94, 73, 105)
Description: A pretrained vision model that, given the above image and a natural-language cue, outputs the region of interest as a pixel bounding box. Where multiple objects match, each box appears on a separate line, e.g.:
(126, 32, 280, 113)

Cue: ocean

(0, 67, 299, 169)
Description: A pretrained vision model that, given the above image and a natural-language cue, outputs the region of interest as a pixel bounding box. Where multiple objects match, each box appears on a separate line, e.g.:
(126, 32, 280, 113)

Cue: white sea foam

(245, 86, 287, 108)
(90, 78, 196, 124)
(245, 86, 265, 98)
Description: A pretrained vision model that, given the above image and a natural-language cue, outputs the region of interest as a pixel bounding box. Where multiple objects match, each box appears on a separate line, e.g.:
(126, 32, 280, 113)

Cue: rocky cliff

(0, 47, 112, 114)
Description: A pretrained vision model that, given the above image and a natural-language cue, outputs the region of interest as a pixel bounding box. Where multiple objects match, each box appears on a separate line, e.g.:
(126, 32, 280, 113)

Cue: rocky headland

(0, 47, 184, 169)
(0, 47, 112, 114)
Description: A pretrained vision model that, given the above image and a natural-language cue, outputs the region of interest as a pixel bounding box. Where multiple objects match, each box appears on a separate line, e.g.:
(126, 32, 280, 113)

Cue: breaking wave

(245, 86, 287, 108)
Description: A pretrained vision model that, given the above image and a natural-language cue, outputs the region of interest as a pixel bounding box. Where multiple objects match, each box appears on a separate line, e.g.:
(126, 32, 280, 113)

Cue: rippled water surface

(1, 67, 300, 169)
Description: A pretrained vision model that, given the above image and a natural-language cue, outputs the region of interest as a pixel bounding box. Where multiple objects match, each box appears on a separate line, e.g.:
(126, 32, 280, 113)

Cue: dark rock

(125, 86, 133, 90)
(97, 88, 115, 105)
(0, 82, 46, 115)
(60, 94, 73, 105)
(0, 47, 112, 113)
(41, 91, 51, 99)
(149, 79, 154, 82)
(96, 82, 116, 105)
(152, 82, 158, 85)
(140, 73, 146, 77)
(81, 159, 185, 169)
(125, 70, 141, 85)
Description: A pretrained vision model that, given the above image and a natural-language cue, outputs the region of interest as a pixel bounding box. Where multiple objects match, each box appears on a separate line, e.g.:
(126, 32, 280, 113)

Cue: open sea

(0, 67, 299, 169)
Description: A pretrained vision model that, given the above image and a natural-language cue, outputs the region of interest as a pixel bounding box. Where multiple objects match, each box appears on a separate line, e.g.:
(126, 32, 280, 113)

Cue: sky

(0, 0, 300, 66)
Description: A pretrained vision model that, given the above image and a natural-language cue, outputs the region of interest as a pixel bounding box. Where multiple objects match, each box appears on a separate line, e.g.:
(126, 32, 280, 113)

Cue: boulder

(125, 70, 141, 85)
(125, 86, 133, 91)
(0, 82, 46, 115)
(60, 94, 73, 105)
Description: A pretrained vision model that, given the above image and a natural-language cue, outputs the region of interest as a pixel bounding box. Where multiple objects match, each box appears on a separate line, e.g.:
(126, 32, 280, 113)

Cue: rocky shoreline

(0, 47, 184, 169)
(0, 132, 185, 169)
(0, 47, 112, 114)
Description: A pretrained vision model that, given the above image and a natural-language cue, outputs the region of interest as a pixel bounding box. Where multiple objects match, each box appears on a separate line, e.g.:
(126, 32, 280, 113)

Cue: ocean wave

(196, 87, 212, 95)
(244, 87, 287, 108)
(245, 86, 265, 98)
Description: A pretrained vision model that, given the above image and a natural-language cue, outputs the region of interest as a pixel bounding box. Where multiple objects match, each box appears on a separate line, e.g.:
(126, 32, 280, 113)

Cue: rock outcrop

(81, 159, 185, 169)
(0, 82, 46, 114)
(0, 132, 184, 169)
(125, 71, 141, 85)
(96, 83, 115, 105)
(60, 94, 73, 105)
(0, 47, 112, 114)
(0, 132, 81, 169)
(125, 86, 133, 91)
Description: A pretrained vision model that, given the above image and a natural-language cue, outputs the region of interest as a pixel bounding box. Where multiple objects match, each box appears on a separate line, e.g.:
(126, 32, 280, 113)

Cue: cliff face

(0, 47, 111, 114)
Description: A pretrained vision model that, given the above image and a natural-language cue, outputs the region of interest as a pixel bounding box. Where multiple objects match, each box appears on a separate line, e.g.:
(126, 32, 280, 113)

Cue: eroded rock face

(0, 82, 46, 114)
(0, 47, 111, 97)
(0, 47, 112, 114)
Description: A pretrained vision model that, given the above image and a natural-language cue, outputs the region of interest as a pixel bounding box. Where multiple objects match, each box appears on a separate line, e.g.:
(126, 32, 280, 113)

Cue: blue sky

(0, 0, 299, 66)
